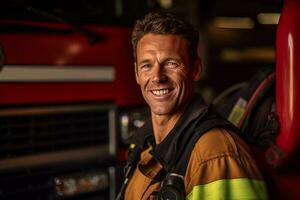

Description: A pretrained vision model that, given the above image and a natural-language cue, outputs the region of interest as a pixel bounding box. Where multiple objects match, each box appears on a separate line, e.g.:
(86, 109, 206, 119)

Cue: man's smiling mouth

(151, 89, 170, 96)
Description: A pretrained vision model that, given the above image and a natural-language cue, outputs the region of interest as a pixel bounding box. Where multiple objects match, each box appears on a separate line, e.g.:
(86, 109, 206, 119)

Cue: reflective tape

(187, 178, 268, 200)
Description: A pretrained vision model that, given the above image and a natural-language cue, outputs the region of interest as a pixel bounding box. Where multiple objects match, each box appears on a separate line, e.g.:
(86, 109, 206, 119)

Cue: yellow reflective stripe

(187, 178, 268, 200)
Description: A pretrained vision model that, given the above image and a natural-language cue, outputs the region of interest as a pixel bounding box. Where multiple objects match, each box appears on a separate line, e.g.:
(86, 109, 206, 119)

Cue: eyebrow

(138, 57, 182, 66)
(162, 58, 181, 63)
(137, 59, 151, 67)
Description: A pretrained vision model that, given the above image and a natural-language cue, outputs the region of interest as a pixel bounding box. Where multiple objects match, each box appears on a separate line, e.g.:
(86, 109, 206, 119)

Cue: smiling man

(135, 33, 200, 143)
(122, 13, 268, 200)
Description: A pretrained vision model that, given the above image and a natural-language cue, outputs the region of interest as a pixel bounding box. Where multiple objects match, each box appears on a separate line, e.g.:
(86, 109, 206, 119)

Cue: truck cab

(0, 2, 146, 199)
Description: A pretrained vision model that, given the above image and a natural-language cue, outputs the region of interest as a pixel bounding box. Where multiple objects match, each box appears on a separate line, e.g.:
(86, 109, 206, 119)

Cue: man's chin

(150, 107, 171, 116)
(147, 100, 175, 116)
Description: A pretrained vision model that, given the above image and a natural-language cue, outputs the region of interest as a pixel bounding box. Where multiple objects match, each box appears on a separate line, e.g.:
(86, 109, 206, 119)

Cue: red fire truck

(0, 18, 147, 200)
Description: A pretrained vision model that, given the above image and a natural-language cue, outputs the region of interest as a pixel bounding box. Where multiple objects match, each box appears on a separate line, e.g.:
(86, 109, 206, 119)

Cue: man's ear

(134, 62, 140, 85)
(192, 58, 202, 81)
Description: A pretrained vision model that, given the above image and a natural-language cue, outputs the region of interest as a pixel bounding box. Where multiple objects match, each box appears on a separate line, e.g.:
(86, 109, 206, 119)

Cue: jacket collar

(128, 94, 208, 172)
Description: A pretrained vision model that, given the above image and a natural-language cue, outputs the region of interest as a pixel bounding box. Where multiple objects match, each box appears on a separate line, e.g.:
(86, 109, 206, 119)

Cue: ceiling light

(158, 0, 173, 9)
(213, 17, 254, 29)
(220, 47, 275, 62)
(257, 13, 280, 25)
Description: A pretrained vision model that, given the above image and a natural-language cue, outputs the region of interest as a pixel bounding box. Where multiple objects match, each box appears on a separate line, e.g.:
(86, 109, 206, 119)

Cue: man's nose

(151, 63, 167, 83)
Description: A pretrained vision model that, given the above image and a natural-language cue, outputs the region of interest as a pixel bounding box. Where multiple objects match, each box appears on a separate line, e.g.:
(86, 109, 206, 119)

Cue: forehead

(136, 34, 189, 59)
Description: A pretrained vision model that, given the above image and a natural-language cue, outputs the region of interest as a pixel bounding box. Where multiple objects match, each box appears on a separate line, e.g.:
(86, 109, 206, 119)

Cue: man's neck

(151, 95, 195, 144)
(151, 113, 182, 144)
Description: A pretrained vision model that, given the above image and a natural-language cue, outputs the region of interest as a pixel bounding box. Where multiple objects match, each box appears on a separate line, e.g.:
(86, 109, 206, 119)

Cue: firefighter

(122, 13, 268, 200)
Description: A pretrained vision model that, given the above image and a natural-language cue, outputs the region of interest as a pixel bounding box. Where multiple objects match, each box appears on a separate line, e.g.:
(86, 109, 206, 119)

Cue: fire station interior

(0, 0, 299, 199)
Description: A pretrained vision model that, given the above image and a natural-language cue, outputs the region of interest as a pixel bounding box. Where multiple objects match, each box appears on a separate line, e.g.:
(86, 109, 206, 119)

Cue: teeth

(152, 89, 169, 96)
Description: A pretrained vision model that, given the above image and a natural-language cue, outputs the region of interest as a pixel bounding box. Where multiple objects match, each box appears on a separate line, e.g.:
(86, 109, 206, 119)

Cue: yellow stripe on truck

(187, 178, 268, 200)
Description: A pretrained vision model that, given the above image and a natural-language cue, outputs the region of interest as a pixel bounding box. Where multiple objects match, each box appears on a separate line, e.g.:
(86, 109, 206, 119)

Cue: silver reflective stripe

(0, 65, 115, 82)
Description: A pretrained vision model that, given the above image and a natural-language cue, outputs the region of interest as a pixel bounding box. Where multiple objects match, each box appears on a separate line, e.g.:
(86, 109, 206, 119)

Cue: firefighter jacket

(124, 94, 268, 200)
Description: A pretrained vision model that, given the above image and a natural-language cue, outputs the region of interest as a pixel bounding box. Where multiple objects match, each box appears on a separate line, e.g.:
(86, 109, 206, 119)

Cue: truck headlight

(54, 170, 109, 197)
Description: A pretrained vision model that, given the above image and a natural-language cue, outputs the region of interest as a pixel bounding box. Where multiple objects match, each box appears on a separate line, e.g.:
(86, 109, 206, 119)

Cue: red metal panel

(0, 21, 143, 106)
(276, 0, 300, 157)
(0, 83, 116, 105)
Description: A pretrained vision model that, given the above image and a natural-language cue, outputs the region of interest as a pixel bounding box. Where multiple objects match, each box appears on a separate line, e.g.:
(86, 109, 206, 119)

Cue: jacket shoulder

(185, 128, 263, 188)
(193, 128, 250, 163)
(184, 128, 268, 199)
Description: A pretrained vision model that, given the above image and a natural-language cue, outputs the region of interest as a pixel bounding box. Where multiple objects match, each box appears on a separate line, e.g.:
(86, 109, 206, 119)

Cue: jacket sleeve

(184, 128, 268, 200)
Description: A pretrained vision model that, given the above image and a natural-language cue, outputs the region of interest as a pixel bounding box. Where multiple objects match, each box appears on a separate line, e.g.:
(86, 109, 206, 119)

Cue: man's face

(135, 34, 200, 117)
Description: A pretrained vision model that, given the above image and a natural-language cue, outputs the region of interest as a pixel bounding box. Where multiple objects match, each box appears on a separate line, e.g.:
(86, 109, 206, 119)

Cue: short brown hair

(132, 12, 199, 64)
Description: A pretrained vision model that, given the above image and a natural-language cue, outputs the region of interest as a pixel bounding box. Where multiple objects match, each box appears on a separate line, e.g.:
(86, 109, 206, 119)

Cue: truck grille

(0, 104, 116, 160)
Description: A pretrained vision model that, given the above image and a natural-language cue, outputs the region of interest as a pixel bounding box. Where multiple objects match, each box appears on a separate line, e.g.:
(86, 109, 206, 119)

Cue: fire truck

(0, 9, 147, 200)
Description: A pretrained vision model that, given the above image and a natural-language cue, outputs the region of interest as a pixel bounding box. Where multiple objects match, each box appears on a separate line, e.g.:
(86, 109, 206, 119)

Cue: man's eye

(165, 61, 179, 68)
(139, 64, 151, 70)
